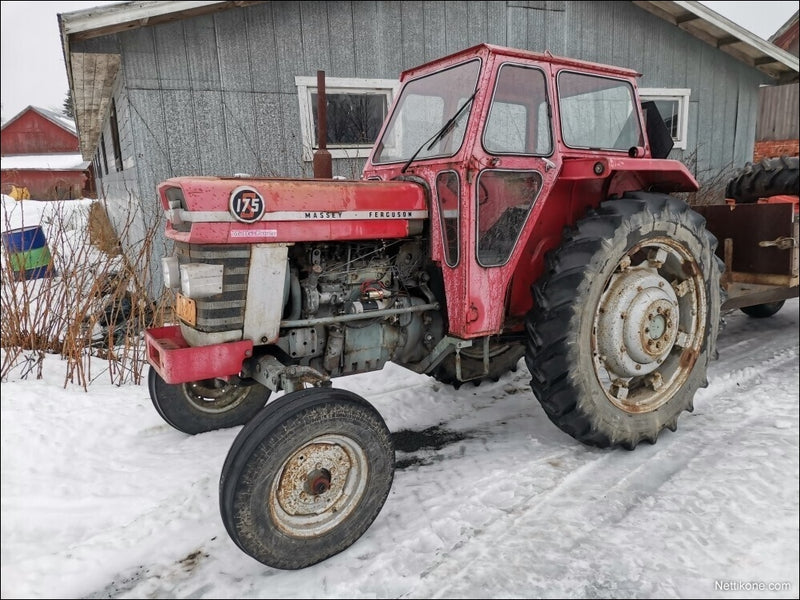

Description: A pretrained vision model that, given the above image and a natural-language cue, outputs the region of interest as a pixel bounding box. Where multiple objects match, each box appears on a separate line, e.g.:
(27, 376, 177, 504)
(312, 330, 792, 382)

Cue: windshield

(372, 60, 481, 164)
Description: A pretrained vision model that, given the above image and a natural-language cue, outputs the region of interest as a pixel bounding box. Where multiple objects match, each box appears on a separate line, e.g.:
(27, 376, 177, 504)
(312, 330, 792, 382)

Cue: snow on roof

(0, 153, 90, 171)
(0, 106, 78, 136)
(32, 107, 78, 135)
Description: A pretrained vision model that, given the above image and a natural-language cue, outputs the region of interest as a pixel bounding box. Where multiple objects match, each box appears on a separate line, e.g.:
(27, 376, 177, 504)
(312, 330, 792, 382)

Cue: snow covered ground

(1, 297, 798, 599)
(1, 195, 798, 598)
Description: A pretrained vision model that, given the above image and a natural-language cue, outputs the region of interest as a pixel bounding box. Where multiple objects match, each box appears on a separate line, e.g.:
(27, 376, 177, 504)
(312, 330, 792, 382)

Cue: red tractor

(145, 44, 726, 569)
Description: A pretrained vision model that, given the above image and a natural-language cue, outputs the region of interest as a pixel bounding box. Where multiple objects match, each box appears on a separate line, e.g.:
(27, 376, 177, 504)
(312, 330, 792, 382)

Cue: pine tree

(63, 90, 75, 120)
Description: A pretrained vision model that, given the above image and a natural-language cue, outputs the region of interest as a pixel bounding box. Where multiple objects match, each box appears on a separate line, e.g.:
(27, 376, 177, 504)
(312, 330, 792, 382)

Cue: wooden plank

(722, 282, 799, 310)
(328, 2, 356, 78)
(162, 90, 201, 176)
(352, 2, 378, 77)
(154, 20, 189, 90)
(245, 3, 281, 92)
(254, 93, 289, 177)
(442, 1, 469, 56)
(120, 27, 159, 89)
(223, 91, 260, 177)
(400, 1, 425, 71)
(376, 1, 404, 75)
(486, 0, 507, 46)
(271, 2, 303, 90)
(216, 8, 253, 92)
(300, 1, 331, 75)
(422, 1, 447, 63)
(192, 91, 231, 174)
(184, 14, 221, 90)
(466, 2, 489, 50)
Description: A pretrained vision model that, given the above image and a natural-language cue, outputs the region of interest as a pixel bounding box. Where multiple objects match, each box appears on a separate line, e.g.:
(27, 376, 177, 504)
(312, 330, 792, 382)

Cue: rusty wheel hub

(592, 240, 706, 413)
(269, 434, 368, 538)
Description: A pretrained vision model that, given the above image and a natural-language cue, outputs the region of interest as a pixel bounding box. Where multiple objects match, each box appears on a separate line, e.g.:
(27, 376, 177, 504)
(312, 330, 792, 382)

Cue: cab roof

(399, 43, 642, 82)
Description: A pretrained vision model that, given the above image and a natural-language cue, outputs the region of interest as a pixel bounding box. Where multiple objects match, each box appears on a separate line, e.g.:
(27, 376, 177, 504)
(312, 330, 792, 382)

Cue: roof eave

(635, 1, 799, 83)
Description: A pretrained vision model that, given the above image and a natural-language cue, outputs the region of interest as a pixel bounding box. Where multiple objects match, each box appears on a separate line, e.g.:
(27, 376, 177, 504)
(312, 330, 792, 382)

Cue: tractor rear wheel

(148, 367, 270, 435)
(219, 387, 394, 570)
(525, 192, 722, 449)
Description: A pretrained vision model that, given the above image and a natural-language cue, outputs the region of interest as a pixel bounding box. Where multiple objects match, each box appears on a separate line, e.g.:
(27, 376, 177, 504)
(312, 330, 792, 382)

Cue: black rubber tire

(740, 300, 785, 319)
(148, 366, 270, 435)
(725, 156, 799, 203)
(431, 341, 525, 389)
(525, 192, 722, 450)
(219, 387, 394, 570)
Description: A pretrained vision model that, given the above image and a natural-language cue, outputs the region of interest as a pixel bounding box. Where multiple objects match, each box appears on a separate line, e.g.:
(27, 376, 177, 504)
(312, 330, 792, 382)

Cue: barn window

(109, 98, 123, 171)
(295, 76, 400, 161)
(639, 88, 690, 150)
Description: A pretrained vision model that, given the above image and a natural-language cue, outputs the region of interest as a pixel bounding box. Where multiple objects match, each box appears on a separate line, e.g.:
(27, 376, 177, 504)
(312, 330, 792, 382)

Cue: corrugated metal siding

(91, 0, 778, 292)
(756, 83, 800, 141)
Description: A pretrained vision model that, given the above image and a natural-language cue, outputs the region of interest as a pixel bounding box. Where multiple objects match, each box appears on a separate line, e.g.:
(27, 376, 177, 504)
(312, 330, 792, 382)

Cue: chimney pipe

(313, 70, 333, 179)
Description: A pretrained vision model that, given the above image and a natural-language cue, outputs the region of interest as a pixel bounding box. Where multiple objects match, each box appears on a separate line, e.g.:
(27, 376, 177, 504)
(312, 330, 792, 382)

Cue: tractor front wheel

(148, 367, 270, 435)
(525, 192, 722, 449)
(219, 387, 395, 570)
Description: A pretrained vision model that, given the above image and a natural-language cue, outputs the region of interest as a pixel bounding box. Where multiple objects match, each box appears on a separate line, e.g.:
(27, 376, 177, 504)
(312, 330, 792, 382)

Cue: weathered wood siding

(83, 0, 775, 291)
(109, 1, 769, 185)
(756, 83, 800, 141)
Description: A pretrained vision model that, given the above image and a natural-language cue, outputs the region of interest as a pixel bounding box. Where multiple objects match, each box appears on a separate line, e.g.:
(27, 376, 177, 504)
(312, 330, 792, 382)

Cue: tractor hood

(158, 176, 429, 244)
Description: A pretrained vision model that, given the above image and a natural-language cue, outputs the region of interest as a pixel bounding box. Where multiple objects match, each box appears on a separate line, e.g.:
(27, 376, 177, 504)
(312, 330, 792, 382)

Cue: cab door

(455, 61, 561, 336)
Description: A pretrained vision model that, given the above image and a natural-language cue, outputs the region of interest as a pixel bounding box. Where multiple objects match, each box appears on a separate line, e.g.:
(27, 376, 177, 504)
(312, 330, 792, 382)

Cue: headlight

(179, 263, 224, 298)
(162, 256, 180, 289)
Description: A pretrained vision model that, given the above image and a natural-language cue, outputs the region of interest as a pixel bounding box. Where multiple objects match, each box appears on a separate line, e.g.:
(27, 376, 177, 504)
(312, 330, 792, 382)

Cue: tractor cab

(361, 43, 692, 338)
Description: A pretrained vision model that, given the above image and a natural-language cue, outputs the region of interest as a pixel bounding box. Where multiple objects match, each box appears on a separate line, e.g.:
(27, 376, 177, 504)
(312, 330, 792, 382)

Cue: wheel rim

(269, 434, 369, 538)
(592, 237, 706, 413)
(182, 380, 252, 414)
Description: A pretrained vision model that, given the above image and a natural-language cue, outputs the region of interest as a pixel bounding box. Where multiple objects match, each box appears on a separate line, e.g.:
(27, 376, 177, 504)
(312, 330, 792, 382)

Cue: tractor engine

(146, 175, 442, 390)
(273, 239, 443, 378)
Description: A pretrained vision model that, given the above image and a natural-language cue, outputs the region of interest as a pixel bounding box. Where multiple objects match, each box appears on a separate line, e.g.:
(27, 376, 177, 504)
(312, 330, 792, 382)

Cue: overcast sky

(0, 1, 797, 123)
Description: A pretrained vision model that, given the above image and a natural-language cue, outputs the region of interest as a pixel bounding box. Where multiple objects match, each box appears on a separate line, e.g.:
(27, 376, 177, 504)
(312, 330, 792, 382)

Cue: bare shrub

(1, 197, 168, 388)
(679, 149, 737, 206)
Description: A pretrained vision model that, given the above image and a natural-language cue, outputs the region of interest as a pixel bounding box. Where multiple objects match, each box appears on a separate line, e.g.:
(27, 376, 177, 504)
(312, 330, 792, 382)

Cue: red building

(754, 11, 799, 162)
(1, 106, 95, 200)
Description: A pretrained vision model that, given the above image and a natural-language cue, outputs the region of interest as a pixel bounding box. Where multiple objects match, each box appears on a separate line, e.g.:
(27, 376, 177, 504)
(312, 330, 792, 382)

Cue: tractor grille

(174, 242, 250, 332)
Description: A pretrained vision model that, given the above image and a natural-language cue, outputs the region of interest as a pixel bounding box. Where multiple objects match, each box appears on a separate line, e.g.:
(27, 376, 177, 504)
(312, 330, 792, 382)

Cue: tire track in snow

(400, 338, 798, 598)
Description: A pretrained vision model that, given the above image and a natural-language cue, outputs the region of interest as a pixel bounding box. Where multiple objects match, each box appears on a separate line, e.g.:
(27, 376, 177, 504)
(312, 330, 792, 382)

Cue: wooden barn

(0, 106, 96, 200)
(754, 10, 799, 162)
(57, 0, 799, 291)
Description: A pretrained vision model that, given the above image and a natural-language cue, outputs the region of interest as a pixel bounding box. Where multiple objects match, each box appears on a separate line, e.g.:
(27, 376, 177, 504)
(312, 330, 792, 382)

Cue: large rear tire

(219, 387, 394, 570)
(525, 192, 722, 449)
(725, 156, 799, 203)
(148, 366, 270, 435)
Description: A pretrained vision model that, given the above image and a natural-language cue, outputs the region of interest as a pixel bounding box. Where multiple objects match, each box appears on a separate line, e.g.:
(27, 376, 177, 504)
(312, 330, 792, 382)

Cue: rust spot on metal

(681, 258, 700, 277)
(679, 348, 698, 369)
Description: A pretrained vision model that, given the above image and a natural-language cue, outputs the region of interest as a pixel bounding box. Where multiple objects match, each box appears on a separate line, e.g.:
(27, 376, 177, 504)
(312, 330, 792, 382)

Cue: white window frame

(639, 88, 690, 150)
(295, 76, 401, 161)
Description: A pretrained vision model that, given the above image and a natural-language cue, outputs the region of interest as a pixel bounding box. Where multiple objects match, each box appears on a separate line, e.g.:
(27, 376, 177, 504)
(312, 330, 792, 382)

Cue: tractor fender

(559, 157, 699, 196)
